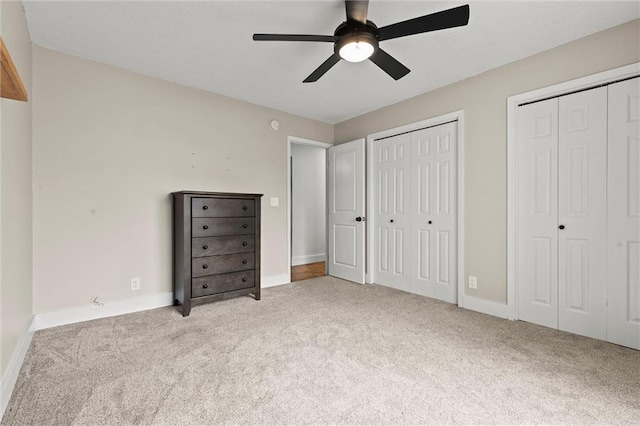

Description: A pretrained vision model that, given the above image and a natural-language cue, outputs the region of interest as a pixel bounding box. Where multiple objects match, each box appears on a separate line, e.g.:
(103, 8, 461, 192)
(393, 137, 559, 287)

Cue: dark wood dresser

(172, 191, 263, 316)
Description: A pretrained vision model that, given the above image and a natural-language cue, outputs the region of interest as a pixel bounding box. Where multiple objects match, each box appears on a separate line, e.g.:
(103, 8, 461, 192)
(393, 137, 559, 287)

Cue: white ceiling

(23, 0, 639, 124)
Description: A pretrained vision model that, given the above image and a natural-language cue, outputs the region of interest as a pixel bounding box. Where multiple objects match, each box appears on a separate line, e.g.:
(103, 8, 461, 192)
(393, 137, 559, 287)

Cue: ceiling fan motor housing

(334, 20, 379, 57)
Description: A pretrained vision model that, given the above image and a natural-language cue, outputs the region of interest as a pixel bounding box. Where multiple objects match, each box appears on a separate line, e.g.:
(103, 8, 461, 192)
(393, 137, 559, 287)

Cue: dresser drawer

(192, 218, 255, 237)
(192, 198, 255, 218)
(192, 236, 255, 258)
(192, 253, 255, 277)
(192, 271, 255, 298)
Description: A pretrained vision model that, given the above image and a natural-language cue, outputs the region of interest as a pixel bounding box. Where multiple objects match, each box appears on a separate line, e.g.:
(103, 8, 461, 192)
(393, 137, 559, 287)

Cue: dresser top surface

(172, 191, 263, 198)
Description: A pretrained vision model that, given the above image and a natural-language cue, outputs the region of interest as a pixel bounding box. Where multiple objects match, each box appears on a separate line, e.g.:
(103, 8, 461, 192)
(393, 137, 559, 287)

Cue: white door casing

(373, 133, 411, 291)
(557, 87, 608, 340)
(607, 77, 640, 349)
(517, 98, 560, 329)
(327, 139, 366, 284)
(507, 64, 640, 349)
(410, 122, 458, 302)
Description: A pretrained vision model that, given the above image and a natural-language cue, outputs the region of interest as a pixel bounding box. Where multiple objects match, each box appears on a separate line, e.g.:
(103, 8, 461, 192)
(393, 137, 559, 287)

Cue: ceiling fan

(253, 1, 470, 83)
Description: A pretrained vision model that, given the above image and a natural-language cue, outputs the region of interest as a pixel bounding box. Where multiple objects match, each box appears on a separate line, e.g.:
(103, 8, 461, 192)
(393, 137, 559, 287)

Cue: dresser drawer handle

(203, 245, 208, 250)
(203, 283, 209, 289)
(202, 264, 208, 269)
(242, 241, 248, 246)
(202, 205, 208, 210)
(242, 259, 248, 264)
(243, 206, 248, 211)
(203, 225, 209, 230)
(242, 278, 247, 282)
(242, 224, 248, 229)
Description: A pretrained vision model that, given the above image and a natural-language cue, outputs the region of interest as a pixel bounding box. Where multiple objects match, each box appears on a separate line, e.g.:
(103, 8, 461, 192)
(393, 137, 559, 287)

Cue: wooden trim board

(1, 37, 28, 102)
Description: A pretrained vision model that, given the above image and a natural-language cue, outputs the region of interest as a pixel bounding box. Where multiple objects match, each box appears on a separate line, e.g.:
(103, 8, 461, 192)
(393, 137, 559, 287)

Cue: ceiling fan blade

(345, 0, 369, 24)
(253, 34, 337, 42)
(303, 54, 341, 83)
(378, 4, 470, 41)
(369, 48, 410, 80)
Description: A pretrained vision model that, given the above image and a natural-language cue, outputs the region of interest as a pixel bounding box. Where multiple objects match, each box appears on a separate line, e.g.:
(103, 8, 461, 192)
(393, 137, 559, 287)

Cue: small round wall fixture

(269, 119, 280, 131)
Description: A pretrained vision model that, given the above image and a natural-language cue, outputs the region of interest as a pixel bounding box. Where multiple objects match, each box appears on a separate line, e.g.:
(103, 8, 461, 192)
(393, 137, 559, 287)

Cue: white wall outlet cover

(269, 119, 280, 131)
(469, 276, 478, 289)
(131, 277, 141, 291)
(270, 197, 279, 207)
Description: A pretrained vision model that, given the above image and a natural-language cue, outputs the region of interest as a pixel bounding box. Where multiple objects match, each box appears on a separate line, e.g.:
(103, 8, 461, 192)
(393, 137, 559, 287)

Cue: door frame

(506, 62, 639, 320)
(287, 136, 332, 283)
(365, 110, 466, 307)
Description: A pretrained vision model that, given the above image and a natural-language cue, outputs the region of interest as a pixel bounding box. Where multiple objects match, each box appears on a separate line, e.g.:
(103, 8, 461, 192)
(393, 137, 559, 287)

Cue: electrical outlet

(130, 277, 141, 291)
(270, 197, 279, 207)
(469, 276, 478, 290)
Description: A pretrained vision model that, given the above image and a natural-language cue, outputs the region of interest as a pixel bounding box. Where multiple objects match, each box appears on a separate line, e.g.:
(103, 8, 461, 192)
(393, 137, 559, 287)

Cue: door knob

(390, 219, 394, 223)
(559, 225, 565, 230)
(356, 217, 363, 222)
(428, 220, 432, 224)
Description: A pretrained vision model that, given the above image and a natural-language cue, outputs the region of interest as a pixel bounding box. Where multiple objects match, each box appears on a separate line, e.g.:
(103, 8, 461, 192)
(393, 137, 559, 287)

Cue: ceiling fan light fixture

(254, 2, 470, 82)
(339, 40, 374, 62)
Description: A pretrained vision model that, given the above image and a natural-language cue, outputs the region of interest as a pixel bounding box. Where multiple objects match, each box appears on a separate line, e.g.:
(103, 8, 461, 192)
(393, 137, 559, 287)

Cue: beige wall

(1, 0, 33, 376)
(335, 19, 640, 303)
(26, 18, 640, 313)
(32, 46, 333, 314)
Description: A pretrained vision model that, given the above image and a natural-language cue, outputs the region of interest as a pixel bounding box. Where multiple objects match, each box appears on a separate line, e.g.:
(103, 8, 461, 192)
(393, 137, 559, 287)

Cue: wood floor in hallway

(291, 261, 326, 282)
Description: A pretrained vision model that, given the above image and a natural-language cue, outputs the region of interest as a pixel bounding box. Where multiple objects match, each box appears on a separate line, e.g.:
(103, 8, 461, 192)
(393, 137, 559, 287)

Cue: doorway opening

(287, 137, 332, 282)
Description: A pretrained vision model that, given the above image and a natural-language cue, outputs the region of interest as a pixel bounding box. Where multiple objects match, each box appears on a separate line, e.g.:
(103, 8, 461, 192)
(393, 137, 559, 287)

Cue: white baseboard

(34, 292, 174, 330)
(1, 316, 36, 420)
(291, 254, 326, 266)
(460, 294, 510, 319)
(35, 272, 297, 331)
(262, 273, 291, 288)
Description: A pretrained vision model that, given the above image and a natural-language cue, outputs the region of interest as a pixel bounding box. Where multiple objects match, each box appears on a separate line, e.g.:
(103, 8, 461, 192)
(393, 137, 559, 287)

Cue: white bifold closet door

(518, 87, 608, 340)
(517, 98, 560, 330)
(410, 123, 458, 303)
(374, 122, 457, 303)
(557, 87, 608, 340)
(517, 77, 640, 349)
(374, 133, 411, 291)
(607, 78, 640, 349)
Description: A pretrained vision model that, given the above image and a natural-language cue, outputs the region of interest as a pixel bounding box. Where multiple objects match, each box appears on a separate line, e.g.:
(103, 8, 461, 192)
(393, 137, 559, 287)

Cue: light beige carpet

(2, 276, 639, 425)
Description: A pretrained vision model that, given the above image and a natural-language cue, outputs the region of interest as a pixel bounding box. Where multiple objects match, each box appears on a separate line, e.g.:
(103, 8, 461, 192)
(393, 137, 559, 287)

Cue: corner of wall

(0, 317, 35, 420)
(0, 0, 35, 419)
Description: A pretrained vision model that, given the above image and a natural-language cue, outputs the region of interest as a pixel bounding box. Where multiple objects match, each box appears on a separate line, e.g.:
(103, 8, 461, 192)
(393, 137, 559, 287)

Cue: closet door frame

(507, 62, 640, 321)
(366, 110, 466, 307)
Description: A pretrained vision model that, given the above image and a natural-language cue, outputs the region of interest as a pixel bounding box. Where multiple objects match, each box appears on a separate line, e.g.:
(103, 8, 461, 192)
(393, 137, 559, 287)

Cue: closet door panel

(374, 134, 411, 291)
(558, 87, 607, 340)
(410, 122, 457, 302)
(517, 98, 559, 328)
(607, 77, 640, 350)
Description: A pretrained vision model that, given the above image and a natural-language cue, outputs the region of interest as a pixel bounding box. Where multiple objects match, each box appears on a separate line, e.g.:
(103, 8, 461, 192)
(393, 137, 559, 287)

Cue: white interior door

(373, 134, 411, 291)
(327, 139, 365, 284)
(607, 77, 640, 350)
(557, 87, 608, 340)
(517, 98, 560, 329)
(410, 122, 458, 302)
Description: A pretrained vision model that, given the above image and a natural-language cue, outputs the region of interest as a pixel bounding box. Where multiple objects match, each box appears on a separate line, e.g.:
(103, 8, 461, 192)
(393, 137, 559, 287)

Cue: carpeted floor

(2, 276, 639, 425)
